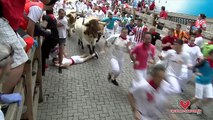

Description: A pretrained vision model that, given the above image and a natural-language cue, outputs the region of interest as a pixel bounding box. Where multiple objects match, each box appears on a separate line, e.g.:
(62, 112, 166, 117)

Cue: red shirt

(160, 11, 168, 19)
(206, 58, 213, 68)
(101, 6, 107, 14)
(131, 43, 156, 70)
(208, 41, 213, 44)
(162, 35, 177, 51)
(149, 2, 155, 10)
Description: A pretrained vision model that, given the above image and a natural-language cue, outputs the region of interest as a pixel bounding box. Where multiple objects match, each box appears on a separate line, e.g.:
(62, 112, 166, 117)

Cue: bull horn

(98, 21, 106, 25)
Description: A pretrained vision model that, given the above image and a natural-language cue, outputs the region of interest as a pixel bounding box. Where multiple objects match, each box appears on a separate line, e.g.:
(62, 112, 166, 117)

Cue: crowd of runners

(0, 0, 213, 119)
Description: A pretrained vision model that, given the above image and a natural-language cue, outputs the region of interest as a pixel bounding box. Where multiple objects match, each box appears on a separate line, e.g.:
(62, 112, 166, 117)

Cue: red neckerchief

(188, 43, 196, 47)
(148, 79, 159, 90)
(146, 80, 158, 102)
(152, 32, 157, 35)
(208, 41, 213, 44)
(196, 34, 202, 38)
(119, 35, 127, 40)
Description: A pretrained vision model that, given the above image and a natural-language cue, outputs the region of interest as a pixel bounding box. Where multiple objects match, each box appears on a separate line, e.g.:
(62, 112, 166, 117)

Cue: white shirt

(85, 8, 93, 17)
(195, 36, 204, 48)
(62, 58, 72, 65)
(163, 49, 191, 77)
(183, 44, 203, 66)
(57, 17, 68, 38)
(94, 10, 105, 20)
(28, 6, 43, 23)
(130, 80, 178, 119)
(108, 37, 129, 59)
(76, 1, 87, 13)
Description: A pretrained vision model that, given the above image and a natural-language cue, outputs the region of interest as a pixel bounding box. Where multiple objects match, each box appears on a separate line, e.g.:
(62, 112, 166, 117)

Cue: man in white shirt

(159, 39, 192, 93)
(181, 35, 204, 91)
(128, 64, 177, 120)
(57, 9, 68, 73)
(94, 6, 105, 20)
(195, 28, 204, 48)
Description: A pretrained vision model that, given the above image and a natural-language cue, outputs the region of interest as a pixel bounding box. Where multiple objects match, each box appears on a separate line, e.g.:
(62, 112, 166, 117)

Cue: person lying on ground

(52, 52, 99, 68)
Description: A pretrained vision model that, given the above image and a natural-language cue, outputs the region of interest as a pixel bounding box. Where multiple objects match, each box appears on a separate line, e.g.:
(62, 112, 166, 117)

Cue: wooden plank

(33, 86, 40, 120)
(32, 60, 38, 97)
(36, 37, 43, 102)
(5, 79, 24, 120)
(24, 60, 34, 120)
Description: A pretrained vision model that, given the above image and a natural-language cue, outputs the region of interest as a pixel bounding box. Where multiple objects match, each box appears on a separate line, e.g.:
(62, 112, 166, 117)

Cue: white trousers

(166, 75, 181, 94)
(105, 28, 114, 39)
(179, 65, 191, 91)
(135, 69, 148, 82)
(110, 57, 124, 79)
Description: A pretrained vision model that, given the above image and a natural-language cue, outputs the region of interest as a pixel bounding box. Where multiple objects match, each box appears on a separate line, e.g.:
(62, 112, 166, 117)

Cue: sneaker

(58, 67, 62, 74)
(196, 106, 204, 115)
(111, 80, 119, 86)
(108, 73, 111, 82)
(94, 52, 99, 59)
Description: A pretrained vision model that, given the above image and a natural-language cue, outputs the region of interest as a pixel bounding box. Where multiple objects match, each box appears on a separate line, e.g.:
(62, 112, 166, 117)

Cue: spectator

(57, 9, 68, 73)
(0, 0, 29, 93)
(149, 27, 161, 45)
(95, 6, 105, 20)
(130, 18, 147, 46)
(149, 1, 155, 10)
(162, 28, 177, 52)
(0, 44, 14, 120)
(174, 24, 189, 43)
(126, 19, 136, 35)
(195, 14, 207, 31)
(41, 9, 59, 75)
(195, 28, 204, 48)
(159, 6, 168, 20)
(19, 0, 57, 37)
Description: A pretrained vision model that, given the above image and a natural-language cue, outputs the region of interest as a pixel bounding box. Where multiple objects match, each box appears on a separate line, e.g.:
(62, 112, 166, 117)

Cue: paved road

(37, 33, 213, 120)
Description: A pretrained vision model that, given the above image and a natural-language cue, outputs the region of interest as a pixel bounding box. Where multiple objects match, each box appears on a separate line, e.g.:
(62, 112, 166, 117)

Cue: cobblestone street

(37, 33, 213, 120)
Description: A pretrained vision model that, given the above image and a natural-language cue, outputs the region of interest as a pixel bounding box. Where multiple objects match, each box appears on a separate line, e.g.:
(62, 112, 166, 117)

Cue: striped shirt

(132, 25, 148, 43)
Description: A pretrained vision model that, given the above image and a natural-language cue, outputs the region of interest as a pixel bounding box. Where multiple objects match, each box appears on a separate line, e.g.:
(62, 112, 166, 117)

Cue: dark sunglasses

(0, 47, 14, 62)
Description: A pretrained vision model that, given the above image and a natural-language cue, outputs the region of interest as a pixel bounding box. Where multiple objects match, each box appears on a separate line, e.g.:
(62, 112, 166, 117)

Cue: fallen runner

(52, 52, 99, 68)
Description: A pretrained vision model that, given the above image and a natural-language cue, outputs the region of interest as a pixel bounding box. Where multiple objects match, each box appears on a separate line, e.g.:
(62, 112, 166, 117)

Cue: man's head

(58, 9, 66, 19)
(136, 18, 142, 26)
(122, 11, 126, 17)
(149, 27, 156, 33)
(198, 13, 206, 20)
(130, 19, 134, 25)
(0, 44, 13, 80)
(143, 32, 152, 45)
(120, 28, 128, 37)
(161, 6, 165, 11)
(176, 24, 181, 31)
(42, 0, 58, 10)
(195, 28, 202, 35)
(151, 64, 166, 87)
(189, 35, 196, 44)
(168, 28, 174, 37)
(108, 11, 113, 18)
(173, 39, 184, 52)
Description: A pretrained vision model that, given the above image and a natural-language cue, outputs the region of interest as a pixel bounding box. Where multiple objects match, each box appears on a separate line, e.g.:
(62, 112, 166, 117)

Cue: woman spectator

(195, 14, 207, 31)
(159, 6, 168, 20)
